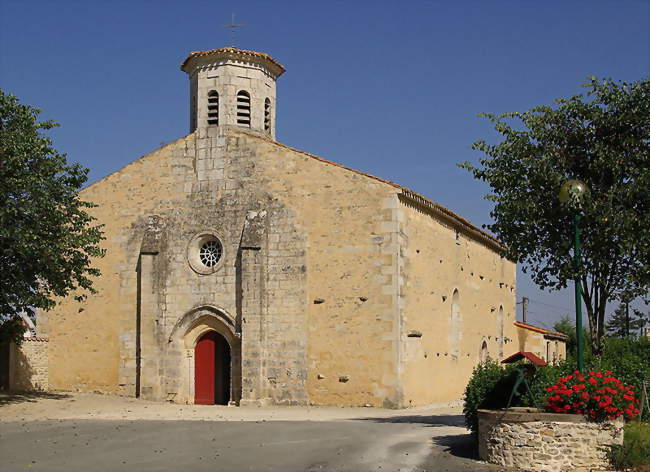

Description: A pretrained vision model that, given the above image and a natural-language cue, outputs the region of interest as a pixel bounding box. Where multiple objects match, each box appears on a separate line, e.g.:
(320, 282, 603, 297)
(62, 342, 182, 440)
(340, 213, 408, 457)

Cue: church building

(39, 47, 521, 408)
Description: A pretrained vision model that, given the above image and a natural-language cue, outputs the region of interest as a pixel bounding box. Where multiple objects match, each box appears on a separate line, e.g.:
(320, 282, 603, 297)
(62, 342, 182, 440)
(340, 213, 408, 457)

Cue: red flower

(544, 372, 636, 422)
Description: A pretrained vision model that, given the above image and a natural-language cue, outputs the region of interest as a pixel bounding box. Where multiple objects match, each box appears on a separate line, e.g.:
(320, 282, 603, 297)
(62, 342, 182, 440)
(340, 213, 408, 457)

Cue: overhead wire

(526, 298, 573, 313)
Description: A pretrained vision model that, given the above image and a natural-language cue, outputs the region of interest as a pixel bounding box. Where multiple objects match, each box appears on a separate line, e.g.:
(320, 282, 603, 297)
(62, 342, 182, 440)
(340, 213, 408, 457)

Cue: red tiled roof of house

(501, 351, 547, 366)
(514, 321, 569, 340)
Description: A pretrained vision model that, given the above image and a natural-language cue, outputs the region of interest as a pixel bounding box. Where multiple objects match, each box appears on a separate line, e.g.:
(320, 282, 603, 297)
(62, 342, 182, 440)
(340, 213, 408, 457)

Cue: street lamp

(559, 179, 590, 373)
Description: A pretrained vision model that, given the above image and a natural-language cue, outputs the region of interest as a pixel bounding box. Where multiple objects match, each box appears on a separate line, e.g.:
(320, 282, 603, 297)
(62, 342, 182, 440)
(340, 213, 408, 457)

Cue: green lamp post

(558, 179, 590, 373)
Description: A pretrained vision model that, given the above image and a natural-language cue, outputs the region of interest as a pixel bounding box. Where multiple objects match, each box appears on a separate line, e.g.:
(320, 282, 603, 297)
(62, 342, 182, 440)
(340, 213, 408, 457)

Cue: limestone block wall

(478, 409, 623, 472)
(9, 338, 49, 391)
(40, 135, 194, 394)
(399, 199, 517, 406)
(247, 131, 403, 408)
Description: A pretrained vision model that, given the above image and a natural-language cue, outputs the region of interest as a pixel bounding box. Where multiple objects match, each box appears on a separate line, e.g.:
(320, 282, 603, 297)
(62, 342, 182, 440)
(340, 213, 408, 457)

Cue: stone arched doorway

(195, 330, 231, 405)
(167, 305, 241, 405)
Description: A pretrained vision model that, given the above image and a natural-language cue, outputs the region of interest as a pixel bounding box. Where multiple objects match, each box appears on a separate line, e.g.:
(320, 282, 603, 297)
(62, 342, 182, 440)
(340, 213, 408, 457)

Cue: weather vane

(224, 13, 246, 47)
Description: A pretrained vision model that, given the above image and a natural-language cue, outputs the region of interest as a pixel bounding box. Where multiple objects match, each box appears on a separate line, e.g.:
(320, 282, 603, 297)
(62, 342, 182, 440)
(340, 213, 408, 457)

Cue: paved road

(0, 415, 496, 472)
(0, 393, 501, 472)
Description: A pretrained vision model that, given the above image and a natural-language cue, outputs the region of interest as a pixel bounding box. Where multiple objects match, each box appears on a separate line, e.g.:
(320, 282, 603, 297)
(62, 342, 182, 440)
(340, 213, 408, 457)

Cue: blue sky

(1, 0, 648, 329)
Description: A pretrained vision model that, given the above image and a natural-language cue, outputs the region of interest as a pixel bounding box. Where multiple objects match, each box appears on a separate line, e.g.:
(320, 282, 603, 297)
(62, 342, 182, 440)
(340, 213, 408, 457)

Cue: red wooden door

(195, 331, 217, 405)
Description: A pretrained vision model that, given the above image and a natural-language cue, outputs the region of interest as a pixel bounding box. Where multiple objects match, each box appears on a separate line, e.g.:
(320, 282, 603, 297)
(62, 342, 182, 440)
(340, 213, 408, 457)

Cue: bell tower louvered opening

(236, 91, 251, 127)
(207, 91, 219, 125)
(182, 47, 285, 137)
(264, 98, 271, 133)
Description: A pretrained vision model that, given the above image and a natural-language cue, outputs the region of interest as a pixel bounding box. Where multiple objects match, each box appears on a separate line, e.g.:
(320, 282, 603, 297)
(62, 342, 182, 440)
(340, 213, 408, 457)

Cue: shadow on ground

(0, 391, 71, 407)
(352, 414, 465, 427)
(433, 432, 479, 460)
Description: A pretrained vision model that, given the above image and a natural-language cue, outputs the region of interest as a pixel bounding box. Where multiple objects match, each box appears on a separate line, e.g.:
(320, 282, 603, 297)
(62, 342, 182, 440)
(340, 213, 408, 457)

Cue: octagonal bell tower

(181, 47, 286, 139)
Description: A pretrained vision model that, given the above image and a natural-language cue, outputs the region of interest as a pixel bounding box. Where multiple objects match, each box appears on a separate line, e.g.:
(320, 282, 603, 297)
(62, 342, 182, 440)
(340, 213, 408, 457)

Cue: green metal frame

(506, 366, 536, 409)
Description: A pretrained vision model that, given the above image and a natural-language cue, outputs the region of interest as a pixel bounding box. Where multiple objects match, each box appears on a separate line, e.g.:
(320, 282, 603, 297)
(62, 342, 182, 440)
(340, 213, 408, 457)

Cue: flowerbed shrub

(545, 370, 640, 421)
(463, 359, 518, 435)
(596, 337, 650, 422)
(463, 359, 570, 436)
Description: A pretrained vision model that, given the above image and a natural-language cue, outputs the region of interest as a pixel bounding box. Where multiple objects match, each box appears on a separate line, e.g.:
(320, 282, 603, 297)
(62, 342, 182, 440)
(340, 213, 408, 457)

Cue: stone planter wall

(478, 408, 623, 472)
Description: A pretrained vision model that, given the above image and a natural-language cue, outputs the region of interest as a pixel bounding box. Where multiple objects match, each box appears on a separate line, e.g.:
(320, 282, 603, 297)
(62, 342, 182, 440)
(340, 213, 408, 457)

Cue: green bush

(607, 422, 650, 471)
(463, 359, 516, 435)
(463, 359, 573, 436)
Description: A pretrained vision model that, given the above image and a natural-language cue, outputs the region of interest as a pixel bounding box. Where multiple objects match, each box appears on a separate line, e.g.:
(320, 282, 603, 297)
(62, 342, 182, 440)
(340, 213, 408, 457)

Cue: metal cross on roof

(224, 13, 246, 47)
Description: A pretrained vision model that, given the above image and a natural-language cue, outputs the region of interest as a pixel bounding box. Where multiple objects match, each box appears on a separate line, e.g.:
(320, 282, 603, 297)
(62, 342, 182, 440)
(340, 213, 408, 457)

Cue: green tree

(0, 91, 104, 345)
(461, 77, 650, 355)
(606, 303, 648, 338)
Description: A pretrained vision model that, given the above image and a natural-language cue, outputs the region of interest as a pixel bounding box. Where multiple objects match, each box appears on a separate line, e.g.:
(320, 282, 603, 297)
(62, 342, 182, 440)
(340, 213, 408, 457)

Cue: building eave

(514, 321, 569, 341)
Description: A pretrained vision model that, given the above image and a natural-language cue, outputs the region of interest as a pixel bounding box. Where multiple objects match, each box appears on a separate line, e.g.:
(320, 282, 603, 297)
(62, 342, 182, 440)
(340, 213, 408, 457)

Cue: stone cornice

(397, 191, 506, 254)
(181, 47, 285, 79)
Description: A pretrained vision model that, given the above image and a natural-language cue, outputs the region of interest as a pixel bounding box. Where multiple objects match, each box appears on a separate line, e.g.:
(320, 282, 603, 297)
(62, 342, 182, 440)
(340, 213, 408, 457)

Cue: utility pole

(522, 297, 529, 324)
(625, 302, 630, 338)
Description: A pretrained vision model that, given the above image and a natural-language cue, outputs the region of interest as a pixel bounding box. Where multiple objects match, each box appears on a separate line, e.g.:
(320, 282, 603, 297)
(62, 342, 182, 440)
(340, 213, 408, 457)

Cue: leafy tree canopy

(461, 77, 650, 354)
(0, 91, 104, 344)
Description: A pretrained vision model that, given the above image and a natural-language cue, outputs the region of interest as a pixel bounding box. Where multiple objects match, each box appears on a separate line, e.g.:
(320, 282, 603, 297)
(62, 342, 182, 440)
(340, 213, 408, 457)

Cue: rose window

(199, 240, 222, 267)
(187, 231, 225, 274)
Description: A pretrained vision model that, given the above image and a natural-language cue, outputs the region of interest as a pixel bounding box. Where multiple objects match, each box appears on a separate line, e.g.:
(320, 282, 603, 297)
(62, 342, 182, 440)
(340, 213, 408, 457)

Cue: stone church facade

(40, 47, 518, 408)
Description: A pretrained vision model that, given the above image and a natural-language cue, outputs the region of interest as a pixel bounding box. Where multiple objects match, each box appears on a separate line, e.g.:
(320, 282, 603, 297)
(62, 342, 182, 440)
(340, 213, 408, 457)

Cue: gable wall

(41, 128, 311, 404)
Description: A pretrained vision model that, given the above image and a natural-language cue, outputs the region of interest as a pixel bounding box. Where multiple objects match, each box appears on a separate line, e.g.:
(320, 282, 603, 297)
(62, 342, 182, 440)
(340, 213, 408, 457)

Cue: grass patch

(607, 422, 650, 471)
